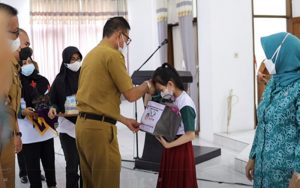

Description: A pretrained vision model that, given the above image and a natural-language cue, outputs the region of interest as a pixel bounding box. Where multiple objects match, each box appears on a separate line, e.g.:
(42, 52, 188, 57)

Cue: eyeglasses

(122, 32, 132, 45)
(8, 28, 20, 37)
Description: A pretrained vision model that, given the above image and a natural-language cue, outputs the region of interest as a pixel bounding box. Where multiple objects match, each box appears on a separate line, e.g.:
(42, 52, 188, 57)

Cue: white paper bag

(140, 101, 165, 134)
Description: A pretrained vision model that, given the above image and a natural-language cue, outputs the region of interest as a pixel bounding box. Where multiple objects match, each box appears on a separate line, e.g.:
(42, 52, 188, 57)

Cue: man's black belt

(79, 112, 117, 125)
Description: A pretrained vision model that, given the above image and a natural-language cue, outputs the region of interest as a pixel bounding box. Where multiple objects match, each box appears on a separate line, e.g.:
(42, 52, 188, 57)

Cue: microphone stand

(135, 41, 167, 72)
(132, 40, 167, 160)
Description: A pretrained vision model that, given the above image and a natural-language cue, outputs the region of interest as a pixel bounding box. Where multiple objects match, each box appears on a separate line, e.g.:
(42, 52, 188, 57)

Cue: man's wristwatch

(15, 132, 22, 137)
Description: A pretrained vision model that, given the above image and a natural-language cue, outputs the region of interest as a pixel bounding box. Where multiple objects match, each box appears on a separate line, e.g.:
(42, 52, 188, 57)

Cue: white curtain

(176, 0, 199, 130)
(155, 0, 199, 130)
(156, 0, 168, 64)
(30, 0, 127, 83)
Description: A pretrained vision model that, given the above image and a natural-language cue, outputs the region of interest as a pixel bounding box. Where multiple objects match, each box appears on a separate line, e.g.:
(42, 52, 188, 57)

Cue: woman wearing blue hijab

(245, 32, 300, 187)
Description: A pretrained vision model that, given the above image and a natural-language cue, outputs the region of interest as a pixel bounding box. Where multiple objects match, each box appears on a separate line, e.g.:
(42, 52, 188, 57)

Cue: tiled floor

(214, 130, 255, 175)
(15, 125, 253, 188)
(215, 130, 255, 145)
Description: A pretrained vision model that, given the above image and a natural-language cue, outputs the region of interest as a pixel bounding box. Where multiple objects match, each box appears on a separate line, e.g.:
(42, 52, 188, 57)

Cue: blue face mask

(21, 64, 35, 76)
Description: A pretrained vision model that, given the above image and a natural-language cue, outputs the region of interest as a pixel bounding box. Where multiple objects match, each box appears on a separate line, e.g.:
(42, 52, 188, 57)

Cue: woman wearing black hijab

(19, 58, 57, 188)
(48, 46, 82, 188)
(17, 47, 46, 184)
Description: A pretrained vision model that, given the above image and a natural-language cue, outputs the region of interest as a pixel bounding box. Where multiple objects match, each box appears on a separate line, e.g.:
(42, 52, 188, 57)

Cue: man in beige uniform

(0, 3, 23, 188)
(76, 17, 153, 188)
(0, 6, 12, 188)
(0, 7, 12, 98)
(15, 28, 31, 62)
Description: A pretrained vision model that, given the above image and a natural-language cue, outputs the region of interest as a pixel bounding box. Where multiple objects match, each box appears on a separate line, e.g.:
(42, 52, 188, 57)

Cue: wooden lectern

(131, 70, 221, 172)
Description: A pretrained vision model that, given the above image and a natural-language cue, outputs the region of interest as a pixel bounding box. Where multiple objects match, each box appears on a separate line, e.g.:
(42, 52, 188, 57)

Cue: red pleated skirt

(156, 141, 198, 188)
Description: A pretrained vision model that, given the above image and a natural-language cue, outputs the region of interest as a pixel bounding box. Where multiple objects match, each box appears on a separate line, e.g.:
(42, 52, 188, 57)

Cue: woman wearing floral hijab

(246, 32, 300, 188)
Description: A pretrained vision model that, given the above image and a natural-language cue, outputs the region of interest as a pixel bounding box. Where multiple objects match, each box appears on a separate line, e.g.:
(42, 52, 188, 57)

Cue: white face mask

(66, 60, 81, 72)
(9, 37, 20, 52)
(118, 35, 128, 56)
(263, 59, 276, 75)
(263, 33, 290, 75)
(160, 88, 174, 100)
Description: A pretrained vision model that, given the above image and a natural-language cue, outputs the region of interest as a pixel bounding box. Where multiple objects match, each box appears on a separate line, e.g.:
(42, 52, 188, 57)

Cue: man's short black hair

(103, 17, 130, 38)
(0, 3, 18, 16)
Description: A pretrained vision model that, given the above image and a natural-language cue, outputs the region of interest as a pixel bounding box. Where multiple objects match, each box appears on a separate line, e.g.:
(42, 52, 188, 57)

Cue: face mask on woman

(160, 88, 174, 100)
(65, 60, 81, 72)
(263, 33, 290, 75)
(21, 63, 35, 76)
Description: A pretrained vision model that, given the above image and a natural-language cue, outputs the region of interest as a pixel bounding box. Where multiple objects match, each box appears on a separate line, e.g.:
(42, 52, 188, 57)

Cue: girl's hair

(152, 63, 184, 90)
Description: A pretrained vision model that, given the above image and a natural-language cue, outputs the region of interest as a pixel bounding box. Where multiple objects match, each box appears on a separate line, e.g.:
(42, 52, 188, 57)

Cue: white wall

(0, 0, 31, 39)
(197, 0, 255, 141)
(127, 0, 160, 74)
(293, 0, 300, 17)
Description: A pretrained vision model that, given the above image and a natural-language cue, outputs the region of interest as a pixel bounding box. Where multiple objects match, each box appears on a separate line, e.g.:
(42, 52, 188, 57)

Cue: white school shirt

(19, 98, 57, 144)
(18, 118, 57, 144)
(174, 91, 197, 135)
(57, 117, 76, 138)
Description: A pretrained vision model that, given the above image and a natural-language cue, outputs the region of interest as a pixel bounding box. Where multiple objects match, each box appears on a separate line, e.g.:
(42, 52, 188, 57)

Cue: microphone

(160, 39, 168, 46)
(134, 39, 169, 72)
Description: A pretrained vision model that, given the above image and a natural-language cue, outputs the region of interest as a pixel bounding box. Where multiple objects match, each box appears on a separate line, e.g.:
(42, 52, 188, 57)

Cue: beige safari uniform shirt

(76, 40, 133, 120)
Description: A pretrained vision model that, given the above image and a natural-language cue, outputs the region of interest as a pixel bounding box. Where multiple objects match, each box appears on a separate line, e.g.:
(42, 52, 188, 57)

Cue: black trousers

(23, 138, 56, 188)
(59, 133, 82, 188)
(17, 149, 27, 177)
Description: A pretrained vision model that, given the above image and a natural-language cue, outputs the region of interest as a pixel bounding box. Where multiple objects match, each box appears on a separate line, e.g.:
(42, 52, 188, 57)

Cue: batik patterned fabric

(250, 78, 300, 187)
